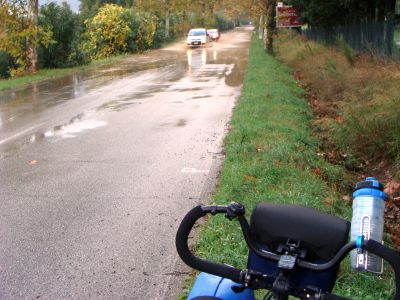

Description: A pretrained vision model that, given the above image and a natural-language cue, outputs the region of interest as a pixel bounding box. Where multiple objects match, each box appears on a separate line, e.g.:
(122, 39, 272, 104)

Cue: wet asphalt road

(0, 27, 252, 299)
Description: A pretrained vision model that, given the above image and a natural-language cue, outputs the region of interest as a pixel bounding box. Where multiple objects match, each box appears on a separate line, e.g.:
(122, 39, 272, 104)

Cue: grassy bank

(0, 54, 130, 92)
(274, 31, 400, 181)
(186, 37, 393, 299)
(273, 30, 400, 253)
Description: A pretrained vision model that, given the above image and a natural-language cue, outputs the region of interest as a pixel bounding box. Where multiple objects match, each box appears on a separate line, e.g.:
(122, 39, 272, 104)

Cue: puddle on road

(174, 87, 203, 93)
(0, 28, 252, 154)
(0, 112, 107, 154)
(192, 95, 211, 99)
(176, 119, 187, 127)
(97, 100, 142, 112)
(45, 119, 107, 139)
(96, 83, 173, 111)
(35, 112, 107, 140)
(182, 47, 247, 89)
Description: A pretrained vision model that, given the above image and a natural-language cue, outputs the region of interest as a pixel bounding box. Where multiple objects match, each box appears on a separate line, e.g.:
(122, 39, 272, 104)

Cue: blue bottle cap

(353, 188, 387, 200)
(354, 177, 384, 191)
(353, 177, 387, 200)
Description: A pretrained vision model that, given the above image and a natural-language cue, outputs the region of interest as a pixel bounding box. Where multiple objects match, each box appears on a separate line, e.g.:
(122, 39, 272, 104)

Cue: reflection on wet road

(0, 31, 248, 153)
(0, 27, 252, 299)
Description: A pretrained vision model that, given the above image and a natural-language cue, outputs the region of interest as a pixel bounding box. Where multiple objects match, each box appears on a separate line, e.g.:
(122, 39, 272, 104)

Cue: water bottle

(350, 177, 387, 273)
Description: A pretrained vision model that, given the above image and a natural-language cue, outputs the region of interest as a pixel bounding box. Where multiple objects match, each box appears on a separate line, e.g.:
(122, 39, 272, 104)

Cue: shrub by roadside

(187, 36, 393, 299)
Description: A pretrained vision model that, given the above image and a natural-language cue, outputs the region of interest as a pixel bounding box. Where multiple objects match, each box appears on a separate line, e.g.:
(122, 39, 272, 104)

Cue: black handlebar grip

(175, 205, 242, 283)
(364, 239, 400, 300)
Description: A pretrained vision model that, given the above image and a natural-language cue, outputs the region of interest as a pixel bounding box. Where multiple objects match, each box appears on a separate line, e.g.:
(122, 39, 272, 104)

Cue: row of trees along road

(1, 0, 251, 78)
(0, 0, 286, 77)
(1, 0, 398, 78)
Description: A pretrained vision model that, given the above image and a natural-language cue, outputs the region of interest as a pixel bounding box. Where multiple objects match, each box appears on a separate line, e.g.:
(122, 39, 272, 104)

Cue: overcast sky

(39, 0, 80, 12)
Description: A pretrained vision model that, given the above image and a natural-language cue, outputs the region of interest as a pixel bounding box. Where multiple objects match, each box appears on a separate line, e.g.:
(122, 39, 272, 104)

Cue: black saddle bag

(247, 202, 350, 292)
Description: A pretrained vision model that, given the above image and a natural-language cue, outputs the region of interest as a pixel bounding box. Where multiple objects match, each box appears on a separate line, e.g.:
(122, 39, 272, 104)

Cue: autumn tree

(0, 0, 52, 75)
(221, 0, 275, 52)
(80, 0, 130, 19)
(134, 0, 207, 39)
(131, 11, 159, 51)
(134, 0, 174, 38)
(217, 0, 252, 26)
(188, 0, 219, 27)
(84, 4, 131, 59)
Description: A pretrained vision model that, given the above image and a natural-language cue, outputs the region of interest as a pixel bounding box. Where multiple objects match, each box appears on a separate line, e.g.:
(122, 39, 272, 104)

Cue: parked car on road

(186, 28, 210, 47)
(207, 29, 220, 41)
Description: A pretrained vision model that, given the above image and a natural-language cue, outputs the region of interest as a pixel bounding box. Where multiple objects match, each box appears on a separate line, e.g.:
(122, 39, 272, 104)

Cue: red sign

(276, 6, 303, 28)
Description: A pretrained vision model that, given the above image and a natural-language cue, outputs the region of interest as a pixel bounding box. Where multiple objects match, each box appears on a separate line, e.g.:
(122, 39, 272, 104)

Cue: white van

(186, 28, 210, 47)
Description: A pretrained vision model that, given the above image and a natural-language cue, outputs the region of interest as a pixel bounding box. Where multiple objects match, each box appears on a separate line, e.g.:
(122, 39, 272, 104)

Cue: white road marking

(181, 167, 209, 173)
(0, 124, 44, 145)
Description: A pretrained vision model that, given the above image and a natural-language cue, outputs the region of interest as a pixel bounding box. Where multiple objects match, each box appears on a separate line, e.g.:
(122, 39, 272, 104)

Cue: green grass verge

(184, 37, 394, 299)
(0, 54, 130, 92)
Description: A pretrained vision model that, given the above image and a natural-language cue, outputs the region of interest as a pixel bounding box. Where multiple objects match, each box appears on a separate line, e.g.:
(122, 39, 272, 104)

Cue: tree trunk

(384, 0, 396, 55)
(377, 0, 386, 21)
(165, 10, 170, 39)
(366, 0, 375, 21)
(258, 14, 264, 39)
(263, 16, 268, 49)
(27, 0, 38, 74)
(201, 2, 206, 27)
(265, 0, 276, 54)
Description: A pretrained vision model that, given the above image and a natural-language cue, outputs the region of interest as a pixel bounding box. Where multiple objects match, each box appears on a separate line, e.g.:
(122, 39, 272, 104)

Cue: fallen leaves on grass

(243, 175, 257, 182)
(323, 197, 333, 207)
(384, 179, 400, 196)
(312, 167, 322, 176)
(342, 195, 351, 206)
(384, 179, 400, 250)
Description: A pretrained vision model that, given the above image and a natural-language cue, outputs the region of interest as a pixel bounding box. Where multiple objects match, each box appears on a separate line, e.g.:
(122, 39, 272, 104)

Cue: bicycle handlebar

(175, 205, 243, 282)
(364, 239, 400, 300)
(176, 204, 400, 300)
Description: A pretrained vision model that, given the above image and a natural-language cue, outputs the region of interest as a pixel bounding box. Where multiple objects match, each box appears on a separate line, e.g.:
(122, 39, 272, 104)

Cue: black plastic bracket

(225, 202, 246, 220)
(272, 272, 290, 297)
